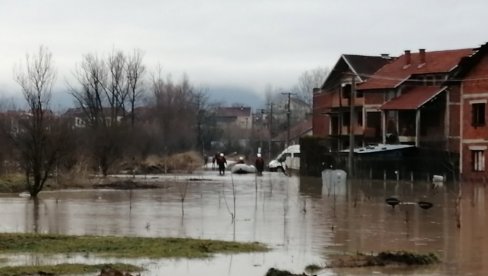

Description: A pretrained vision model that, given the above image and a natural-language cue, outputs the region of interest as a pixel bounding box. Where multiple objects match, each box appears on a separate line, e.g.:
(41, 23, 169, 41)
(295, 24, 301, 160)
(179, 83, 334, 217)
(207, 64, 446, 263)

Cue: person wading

(216, 153, 227, 175)
(255, 153, 264, 176)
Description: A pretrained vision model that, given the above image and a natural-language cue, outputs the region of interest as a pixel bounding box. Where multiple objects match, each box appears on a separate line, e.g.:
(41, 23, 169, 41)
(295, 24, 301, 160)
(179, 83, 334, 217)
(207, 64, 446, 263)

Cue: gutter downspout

(459, 83, 464, 175)
(415, 109, 421, 147)
(445, 88, 450, 151)
(381, 110, 386, 144)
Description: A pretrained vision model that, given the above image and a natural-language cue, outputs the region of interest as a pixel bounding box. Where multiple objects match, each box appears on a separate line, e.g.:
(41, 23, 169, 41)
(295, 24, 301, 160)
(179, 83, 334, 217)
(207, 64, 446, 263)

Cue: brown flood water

(0, 172, 487, 275)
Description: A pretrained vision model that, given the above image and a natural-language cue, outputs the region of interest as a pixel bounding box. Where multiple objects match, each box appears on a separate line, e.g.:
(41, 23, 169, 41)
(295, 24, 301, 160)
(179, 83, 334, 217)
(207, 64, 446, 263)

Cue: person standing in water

(255, 153, 264, 176)
(216, 153, 227, 175)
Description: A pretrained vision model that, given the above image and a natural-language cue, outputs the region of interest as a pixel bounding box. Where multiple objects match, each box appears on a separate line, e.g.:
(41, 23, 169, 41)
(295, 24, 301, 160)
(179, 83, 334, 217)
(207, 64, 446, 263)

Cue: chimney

(404, 50, 411, 65)
(380, 53, 390, 59)
(419, 48, 426, 63)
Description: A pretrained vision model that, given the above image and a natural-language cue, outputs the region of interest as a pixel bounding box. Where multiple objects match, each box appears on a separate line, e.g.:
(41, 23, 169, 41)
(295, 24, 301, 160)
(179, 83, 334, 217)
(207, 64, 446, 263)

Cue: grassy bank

(0, 173, 26, 193)
(0, 263, 141, 276)
(0, 233, 268, 258)
(325, 251, 440, 267)
(266, 251, 440, 276)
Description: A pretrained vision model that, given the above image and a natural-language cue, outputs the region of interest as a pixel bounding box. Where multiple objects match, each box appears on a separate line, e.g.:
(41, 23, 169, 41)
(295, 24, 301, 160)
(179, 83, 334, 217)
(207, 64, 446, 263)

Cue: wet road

(0, 171, 486, 275)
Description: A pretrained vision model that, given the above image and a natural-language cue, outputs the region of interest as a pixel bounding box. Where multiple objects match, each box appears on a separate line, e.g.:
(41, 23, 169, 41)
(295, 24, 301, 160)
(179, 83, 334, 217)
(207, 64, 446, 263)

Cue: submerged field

(0, 232, 268, 258)
(0, 232, 268, 275)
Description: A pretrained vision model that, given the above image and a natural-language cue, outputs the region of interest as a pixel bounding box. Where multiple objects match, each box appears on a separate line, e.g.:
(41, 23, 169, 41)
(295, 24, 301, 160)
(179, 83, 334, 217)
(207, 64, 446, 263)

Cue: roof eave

(342, 55, 365, 82)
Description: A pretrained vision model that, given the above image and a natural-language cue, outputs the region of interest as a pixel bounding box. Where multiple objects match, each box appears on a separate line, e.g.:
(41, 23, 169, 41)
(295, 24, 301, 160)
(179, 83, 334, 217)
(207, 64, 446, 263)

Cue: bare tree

(126, 49, 145, 128)
(291, 67, 329, 106)
(106, 50, 128, 124)
(13, 46, 66, 197)
(69, 51, 129, 176)
(150, 72, 198, 154)
(72, 55, 102, 124)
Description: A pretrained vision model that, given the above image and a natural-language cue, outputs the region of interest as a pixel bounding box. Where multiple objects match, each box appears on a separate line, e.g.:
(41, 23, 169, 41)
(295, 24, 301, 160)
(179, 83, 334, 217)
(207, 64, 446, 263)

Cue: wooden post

(381, 110, 386, 144)
(415, 109, 421, 147)
(348, 77, 356, 177)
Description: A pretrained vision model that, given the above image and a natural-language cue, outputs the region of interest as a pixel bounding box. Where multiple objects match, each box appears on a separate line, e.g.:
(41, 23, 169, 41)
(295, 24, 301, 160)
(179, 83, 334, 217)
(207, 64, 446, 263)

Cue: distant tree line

(0, 46, 328, 197)
(0, 46, 222, 197)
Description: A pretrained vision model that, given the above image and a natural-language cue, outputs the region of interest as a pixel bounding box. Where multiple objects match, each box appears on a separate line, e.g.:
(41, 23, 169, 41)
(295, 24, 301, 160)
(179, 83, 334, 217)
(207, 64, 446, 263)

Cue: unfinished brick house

(312, 54, 391, 151)
(313, 43, 488, 180)
(449, 43, 488, 180)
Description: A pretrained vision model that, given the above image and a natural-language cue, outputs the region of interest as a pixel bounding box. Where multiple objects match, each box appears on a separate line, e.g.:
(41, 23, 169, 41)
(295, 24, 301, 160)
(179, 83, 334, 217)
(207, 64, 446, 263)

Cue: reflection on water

(1, 172, 488, 275)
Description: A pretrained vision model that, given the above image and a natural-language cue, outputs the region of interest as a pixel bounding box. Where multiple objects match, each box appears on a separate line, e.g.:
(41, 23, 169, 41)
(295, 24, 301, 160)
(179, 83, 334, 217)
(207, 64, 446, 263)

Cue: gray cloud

(0, 0, 487, 100)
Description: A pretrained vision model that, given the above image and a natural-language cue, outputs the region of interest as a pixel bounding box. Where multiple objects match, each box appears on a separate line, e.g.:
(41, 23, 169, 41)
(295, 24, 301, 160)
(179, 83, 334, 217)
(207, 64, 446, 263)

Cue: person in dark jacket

(212, 153, 220, 170)
(216, 153, 227, 175)
(255, 153, 264, 176)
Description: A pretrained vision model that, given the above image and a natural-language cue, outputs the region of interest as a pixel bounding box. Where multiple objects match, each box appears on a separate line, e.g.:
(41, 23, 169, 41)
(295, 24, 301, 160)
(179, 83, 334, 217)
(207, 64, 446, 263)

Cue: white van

(268, 144, 300, 172)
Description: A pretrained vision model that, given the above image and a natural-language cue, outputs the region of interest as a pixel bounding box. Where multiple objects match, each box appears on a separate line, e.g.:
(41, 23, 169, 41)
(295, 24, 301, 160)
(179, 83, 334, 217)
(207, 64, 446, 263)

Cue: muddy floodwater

(1, 171, 488, 275)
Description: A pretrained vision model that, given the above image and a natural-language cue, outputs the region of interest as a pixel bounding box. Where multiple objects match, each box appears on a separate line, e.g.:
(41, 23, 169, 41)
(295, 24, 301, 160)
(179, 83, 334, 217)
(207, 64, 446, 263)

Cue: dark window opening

(342, 112, 350, 127)
(342, 84, 351, 99)
(472, 103, 486, 127)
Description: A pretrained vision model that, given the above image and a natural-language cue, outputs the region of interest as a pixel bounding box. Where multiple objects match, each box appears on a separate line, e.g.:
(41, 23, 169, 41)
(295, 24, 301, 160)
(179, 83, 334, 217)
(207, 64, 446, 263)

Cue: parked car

(268, 145, 300, 172)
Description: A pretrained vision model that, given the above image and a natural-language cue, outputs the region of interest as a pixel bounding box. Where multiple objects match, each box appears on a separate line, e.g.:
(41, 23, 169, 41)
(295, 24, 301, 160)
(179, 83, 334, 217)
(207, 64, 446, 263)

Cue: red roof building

(313, 42, 488, 180)
(359, 49, 473, 90)
(312, 54, 391, 150)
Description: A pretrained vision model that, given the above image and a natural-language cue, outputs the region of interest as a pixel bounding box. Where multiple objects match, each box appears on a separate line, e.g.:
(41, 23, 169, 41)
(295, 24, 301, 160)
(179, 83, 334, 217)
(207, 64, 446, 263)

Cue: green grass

(0, 233, 268, 258)
(304, 263, 322, 273)
(326, 251, 440, 268)
(0, 263, 141, 275)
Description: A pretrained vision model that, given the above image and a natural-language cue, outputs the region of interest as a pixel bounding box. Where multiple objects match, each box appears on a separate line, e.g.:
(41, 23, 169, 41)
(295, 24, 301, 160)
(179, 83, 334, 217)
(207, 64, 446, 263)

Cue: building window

(472, 103, 486, 127)
(341, 84, 351, 99)
(357, 110, 363, 126)
(342, 112, 350, 127)
(472, 150, 485, 172)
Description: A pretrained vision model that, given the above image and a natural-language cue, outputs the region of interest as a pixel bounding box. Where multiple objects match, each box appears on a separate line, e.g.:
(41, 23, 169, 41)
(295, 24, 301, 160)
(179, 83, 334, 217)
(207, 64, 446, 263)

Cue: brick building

(312, 54, 392, 150)
(313, 43, 488, 180)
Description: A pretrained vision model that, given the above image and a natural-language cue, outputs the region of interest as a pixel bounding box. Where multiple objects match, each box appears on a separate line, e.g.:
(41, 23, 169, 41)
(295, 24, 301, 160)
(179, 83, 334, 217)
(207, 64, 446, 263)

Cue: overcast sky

(1, 0, 487, 105)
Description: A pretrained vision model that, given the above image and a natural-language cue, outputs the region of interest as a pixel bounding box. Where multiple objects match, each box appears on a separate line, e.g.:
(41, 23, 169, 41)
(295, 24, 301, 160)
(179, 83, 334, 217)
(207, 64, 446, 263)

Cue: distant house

(274, 96, 311, 124)
(272, 118, 312, 148)
(0, 109, 56, 135)
(63, 107, 124, 128)
(0, 110, 28, 135)
(63, 108, 86, 128)
(211, 106, 253, 150)
(214, 106, 252, 130)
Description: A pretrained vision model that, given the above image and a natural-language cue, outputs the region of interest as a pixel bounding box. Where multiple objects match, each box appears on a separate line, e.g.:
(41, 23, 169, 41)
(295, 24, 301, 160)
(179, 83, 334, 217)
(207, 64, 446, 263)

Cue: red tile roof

(380, 86, 447, 110)
(358, 48, 474, 90)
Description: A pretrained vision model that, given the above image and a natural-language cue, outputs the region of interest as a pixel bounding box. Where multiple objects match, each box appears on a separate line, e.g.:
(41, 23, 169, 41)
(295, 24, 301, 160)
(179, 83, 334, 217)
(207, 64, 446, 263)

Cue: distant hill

(205, 85, 264, 108)
(3, 85, 265, 112)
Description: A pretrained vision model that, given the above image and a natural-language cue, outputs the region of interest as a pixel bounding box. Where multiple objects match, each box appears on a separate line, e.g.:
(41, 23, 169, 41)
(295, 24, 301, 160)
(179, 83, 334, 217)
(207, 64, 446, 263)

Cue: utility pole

(347, 76, 356, 177)
(281, 92, 294, 147)
(268, 103, 273, 161)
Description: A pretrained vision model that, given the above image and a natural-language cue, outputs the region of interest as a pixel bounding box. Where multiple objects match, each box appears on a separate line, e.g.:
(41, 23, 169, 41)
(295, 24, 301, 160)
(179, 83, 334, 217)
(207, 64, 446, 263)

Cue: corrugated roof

(359, 48, 474, 90)
(380, 86, 447, 110)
